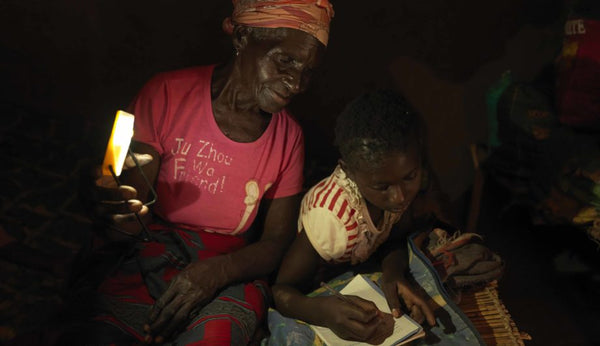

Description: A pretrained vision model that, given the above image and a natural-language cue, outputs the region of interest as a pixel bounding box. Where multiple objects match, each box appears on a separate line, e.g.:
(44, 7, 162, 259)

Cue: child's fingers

(344, 296, 379, 323)
(381, 281, 403, 318)
(397, 282, 437, 326)
(367, 312, 395, 344)
(343, 311, 382, 341)
(415, 299, 436, 326)
(410, 305, 425, 324)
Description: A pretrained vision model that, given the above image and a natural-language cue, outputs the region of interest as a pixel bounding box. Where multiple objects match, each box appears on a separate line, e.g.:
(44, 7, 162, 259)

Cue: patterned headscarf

(223, 0, 334, 47)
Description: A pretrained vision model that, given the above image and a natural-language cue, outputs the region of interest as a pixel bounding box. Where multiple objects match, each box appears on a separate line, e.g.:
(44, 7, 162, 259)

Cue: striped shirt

(299, 165, 402, 264)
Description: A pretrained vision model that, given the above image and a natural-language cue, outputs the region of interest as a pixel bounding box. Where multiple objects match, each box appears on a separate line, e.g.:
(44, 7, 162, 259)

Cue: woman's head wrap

(223, 0, 334, 47)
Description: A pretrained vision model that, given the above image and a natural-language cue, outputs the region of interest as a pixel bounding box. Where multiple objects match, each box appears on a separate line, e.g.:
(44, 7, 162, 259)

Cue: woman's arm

(222, 193, 302, 282)
(144, 193, 302, 342)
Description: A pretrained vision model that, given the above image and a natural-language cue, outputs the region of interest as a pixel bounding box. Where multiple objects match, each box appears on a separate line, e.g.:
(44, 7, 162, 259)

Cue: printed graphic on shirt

(232, 180, 259, 234)
(170, 137, 233, 194)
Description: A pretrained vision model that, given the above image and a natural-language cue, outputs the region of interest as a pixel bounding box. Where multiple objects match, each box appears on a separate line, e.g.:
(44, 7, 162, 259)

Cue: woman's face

(345, 146, 423, 215)
(238, 28, 325, 113)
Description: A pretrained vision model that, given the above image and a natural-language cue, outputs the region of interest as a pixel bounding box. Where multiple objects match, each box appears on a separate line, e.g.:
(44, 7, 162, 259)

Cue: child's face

(346, 147, 422, 214)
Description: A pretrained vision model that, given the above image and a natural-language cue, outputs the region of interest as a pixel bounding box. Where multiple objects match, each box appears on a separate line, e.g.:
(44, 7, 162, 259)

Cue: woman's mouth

(268, 88, 291, 105)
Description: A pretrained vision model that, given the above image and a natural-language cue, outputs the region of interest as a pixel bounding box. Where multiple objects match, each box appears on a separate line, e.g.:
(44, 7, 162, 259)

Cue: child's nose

(389, 185, 406, 205)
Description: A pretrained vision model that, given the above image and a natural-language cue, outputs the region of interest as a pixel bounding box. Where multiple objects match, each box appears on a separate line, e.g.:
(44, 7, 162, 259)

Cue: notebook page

(311, 275, 423, 346)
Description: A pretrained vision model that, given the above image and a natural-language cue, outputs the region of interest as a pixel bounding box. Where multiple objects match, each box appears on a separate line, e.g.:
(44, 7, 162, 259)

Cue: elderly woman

(61, 1, 334, 345)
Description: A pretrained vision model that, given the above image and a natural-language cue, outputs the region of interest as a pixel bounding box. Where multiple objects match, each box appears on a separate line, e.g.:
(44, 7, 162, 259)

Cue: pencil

(321, 282, 348, 299)
(320, 282, 359, 306)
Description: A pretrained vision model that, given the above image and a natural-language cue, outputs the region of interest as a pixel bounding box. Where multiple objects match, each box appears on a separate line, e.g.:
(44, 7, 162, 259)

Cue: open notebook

(310, 274, 425, 346)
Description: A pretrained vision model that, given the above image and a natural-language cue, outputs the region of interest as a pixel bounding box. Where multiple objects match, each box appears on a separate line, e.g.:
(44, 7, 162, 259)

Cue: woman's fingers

(95, 199, 145, 217)
(94, 184, 138, 201)
(123, 153, 153, 169)
(91, 184, 145, 220)
(111, 206, 149, 223)
(148, 286, 178, 326)
(153, 302, 195, 343)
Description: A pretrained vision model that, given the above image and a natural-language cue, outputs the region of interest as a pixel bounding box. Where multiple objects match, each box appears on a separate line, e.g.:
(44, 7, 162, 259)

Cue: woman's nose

(283, 69, 302, 94)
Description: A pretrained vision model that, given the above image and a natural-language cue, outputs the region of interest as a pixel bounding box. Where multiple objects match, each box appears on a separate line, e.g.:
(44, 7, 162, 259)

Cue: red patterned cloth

(223, 0, 334, 46)
(92, 226, 269, 345)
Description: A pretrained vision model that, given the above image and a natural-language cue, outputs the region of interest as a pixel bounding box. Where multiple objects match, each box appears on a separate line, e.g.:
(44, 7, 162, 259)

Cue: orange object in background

(102, 110, 135, 177)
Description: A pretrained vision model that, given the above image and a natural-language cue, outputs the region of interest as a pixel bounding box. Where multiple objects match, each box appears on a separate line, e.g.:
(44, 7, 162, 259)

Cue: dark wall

(1, 0, 565, 199)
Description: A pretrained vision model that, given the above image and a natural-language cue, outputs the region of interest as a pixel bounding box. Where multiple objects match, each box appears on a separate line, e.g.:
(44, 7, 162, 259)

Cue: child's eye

(404, 170, 419, 181)
(371, 184, 389, 191)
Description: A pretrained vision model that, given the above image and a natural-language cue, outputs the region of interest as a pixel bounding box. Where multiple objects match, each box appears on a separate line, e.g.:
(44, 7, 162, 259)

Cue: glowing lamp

(102, 110, 135, 177)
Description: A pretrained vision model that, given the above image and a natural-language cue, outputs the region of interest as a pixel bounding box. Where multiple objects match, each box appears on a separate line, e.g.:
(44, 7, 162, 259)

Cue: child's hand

(381, 274, 436, 326)
(321, 295, 392, 344)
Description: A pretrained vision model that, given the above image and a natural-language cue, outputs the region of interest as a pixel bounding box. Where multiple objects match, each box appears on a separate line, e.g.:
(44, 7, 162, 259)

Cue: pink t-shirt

(129, 65, 304, 235)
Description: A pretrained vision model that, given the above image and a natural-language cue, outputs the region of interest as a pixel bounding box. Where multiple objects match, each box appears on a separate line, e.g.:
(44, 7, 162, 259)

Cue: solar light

(100, 110, 155, 242)
(102, 110, 135, 177)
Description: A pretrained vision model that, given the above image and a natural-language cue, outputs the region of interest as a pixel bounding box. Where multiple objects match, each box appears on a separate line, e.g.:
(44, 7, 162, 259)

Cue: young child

(271, 89, 453, 344)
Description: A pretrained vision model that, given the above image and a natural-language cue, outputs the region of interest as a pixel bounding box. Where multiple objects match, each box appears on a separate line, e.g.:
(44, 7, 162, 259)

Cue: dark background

(1, 0, 565, 198)
(2, 0, 600, 345)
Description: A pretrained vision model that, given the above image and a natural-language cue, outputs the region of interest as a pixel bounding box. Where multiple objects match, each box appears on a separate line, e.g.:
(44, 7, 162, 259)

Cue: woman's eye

(276, 54, 293, 65)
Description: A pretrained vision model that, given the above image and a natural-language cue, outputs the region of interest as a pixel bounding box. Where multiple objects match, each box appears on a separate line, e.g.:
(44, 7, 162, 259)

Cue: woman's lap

(77, 228, 267, 345)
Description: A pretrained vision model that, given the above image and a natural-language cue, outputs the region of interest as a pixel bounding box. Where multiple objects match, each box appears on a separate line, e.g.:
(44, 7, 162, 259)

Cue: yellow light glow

(102, 110, 135, 177)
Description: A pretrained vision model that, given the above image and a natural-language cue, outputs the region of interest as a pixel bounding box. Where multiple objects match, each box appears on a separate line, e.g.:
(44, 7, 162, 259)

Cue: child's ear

(338, 159, 355, 180)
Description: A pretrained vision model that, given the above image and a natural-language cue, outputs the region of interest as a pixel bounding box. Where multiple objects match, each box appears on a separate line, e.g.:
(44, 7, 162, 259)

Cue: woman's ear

(232, 25, 251, 53)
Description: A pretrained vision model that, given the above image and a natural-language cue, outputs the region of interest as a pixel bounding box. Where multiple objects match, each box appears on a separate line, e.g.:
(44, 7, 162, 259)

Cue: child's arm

(380, 246, 436, 326)
(273, 230, 388, 343)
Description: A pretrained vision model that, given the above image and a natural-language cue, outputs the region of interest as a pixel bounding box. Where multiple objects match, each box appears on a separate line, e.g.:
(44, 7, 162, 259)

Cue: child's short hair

(334, 89, 424, 170)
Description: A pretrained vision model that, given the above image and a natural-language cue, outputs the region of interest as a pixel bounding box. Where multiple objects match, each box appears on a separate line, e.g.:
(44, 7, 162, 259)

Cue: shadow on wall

(294, 0, 564, 200)
(389, 22, 562, 200)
